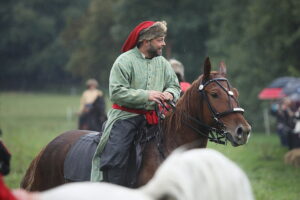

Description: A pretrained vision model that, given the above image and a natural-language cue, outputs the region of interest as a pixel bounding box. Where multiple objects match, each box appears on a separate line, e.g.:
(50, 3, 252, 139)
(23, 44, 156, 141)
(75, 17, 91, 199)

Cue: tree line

(1, 0, 299, 130)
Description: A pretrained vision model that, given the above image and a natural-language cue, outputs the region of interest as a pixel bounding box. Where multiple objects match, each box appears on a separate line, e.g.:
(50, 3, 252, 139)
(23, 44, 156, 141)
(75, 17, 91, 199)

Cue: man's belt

(112, 104, 158, 125)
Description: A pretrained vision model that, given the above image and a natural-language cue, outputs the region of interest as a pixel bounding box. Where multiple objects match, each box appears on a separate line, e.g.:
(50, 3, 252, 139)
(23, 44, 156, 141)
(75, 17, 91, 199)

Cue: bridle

(196, 77, 245, 144)
(161, 77, 245, 145)
(200, 77, 244, 121)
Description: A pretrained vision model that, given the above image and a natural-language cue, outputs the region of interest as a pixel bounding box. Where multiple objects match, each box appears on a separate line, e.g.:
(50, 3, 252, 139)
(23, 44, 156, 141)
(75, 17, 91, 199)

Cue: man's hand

(162, 92, 173, 101)
(148, 90, 165, 103)
(148, 91, 173, 103)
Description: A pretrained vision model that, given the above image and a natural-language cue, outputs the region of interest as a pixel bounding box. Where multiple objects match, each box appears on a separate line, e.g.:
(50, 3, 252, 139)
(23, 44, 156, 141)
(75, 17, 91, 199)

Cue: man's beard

(147, 44, 162, 58)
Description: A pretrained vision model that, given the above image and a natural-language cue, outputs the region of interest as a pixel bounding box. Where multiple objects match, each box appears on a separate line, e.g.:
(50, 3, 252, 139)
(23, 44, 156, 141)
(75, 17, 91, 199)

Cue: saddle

(64, 102, 170, 183)
(64, 132, 101, 181)
(64, 125, 161, 184)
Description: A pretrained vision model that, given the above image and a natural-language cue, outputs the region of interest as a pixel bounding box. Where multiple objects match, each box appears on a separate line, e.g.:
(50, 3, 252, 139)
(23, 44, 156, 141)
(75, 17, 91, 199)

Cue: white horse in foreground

(13, 148, 254, 200)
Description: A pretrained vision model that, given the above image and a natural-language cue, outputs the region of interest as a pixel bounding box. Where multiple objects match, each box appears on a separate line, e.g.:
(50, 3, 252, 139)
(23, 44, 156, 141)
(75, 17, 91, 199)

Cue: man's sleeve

(163, 62, 181, 102)
(109, 61, 149, 109)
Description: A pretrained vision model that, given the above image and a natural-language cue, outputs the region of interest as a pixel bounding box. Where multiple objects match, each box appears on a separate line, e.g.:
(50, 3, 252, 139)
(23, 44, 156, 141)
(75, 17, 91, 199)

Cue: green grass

(0, 92, 80, 188)
(1, 92, 300, 199)
(208, 136, 300, 200)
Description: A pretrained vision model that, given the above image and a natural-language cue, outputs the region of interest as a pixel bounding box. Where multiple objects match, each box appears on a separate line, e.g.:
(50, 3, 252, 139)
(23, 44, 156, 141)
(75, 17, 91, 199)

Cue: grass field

(1, 92, 299, 200)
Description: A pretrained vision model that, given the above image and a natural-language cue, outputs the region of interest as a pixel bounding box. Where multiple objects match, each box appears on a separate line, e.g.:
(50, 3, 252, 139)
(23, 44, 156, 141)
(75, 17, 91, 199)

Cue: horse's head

(197, 57, 251, 146)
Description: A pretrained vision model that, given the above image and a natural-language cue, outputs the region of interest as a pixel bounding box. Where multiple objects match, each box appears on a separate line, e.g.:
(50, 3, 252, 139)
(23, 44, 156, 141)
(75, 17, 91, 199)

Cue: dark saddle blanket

(64, 124, 160, 183)
(64, 132, 101, 181)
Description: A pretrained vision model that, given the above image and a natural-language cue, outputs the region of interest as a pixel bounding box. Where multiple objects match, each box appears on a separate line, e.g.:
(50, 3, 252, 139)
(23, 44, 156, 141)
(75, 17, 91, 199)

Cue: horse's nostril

(236, 126, 243, 138)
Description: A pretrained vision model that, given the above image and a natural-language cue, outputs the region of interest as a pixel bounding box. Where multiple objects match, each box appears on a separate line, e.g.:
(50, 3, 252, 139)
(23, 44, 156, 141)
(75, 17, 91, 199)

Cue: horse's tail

(20, 147, 45, 191)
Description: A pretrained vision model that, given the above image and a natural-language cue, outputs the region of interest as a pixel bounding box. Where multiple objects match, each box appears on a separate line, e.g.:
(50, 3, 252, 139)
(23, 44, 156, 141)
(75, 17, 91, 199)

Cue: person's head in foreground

(141, 148, 254, 200)
(13, 149, 254, 200)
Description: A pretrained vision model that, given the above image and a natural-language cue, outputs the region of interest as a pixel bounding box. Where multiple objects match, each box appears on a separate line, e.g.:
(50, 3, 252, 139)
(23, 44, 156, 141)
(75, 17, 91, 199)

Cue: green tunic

(91, 47, 180, 181)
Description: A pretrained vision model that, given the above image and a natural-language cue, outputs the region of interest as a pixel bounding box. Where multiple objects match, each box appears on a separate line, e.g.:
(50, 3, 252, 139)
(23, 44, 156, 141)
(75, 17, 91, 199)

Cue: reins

(155, 102, 169, 159)
(163, 100, 229, 145)
(134, 103, 168, 160)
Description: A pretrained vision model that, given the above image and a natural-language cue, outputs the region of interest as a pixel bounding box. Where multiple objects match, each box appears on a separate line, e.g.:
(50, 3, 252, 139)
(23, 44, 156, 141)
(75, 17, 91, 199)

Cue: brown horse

(21, 57, 251, 191)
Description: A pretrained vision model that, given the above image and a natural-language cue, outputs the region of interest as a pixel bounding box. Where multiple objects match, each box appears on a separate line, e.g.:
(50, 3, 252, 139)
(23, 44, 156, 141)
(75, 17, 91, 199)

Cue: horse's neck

(162, 103, 208, 155)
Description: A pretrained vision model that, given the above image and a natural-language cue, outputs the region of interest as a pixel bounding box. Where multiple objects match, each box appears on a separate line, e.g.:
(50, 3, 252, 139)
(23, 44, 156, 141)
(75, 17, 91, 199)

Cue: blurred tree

(63, 0, 120, 89)
(207, 0, 300, 130)
(0, 0, 90, 89)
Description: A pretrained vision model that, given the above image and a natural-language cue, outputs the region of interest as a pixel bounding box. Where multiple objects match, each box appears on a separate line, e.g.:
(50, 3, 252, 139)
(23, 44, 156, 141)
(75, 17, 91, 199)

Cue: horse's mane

(141, 148, 254, 200)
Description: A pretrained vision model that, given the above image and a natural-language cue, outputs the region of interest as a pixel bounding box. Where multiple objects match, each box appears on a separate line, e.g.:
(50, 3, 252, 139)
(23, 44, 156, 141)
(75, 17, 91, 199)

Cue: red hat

(121, 21, 167, 52)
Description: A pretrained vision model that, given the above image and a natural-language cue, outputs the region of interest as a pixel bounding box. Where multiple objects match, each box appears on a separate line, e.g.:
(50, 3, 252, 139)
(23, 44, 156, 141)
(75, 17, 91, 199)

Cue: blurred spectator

(271, 97, 295, 147)
(78, 79, 104, 129)
(79, 79, 103, 114)
(169, 59, 191, 95)
(289, 106, 300, 149)
(293, 107, 300, 134)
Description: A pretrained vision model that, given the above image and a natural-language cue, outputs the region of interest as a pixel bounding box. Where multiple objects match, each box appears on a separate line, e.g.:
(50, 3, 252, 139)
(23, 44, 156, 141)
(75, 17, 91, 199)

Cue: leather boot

(102, 168, 127, 186)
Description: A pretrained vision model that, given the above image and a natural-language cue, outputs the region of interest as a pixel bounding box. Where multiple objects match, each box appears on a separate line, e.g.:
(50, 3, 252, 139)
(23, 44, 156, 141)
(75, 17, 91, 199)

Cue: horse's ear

(203, 57, 211, 82)
(219, 61, 227, 77)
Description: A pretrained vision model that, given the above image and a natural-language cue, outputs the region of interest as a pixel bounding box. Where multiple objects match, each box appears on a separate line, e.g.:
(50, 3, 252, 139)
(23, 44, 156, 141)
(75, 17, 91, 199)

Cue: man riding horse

(78, 79, 104, 130)
(90, 21, 181, 187)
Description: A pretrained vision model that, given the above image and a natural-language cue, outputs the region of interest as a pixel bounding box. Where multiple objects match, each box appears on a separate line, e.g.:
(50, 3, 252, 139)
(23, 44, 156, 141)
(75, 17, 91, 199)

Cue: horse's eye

(211, 93, 218, 98)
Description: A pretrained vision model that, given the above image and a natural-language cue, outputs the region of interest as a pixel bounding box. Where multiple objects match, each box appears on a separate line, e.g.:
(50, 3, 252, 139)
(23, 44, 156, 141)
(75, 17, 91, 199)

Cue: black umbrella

(267, 76, 298, 88)
(289, 93, 300, 101)
(282, 80, 300, 95)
